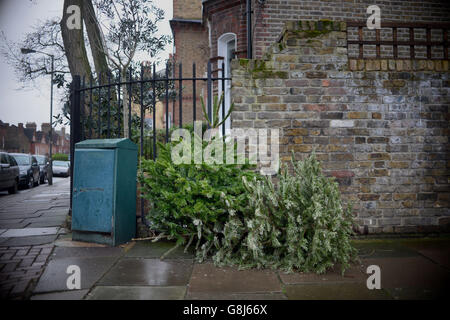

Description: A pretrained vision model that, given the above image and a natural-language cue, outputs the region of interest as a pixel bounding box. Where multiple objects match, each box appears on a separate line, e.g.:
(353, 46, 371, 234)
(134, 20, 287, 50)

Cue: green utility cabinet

(72, 138, 137, 246)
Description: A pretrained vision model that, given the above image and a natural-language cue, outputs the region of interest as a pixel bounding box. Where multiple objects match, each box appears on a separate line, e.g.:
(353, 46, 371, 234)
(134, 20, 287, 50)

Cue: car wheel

(28, 176, 34, 189)
(40, 174, 45, 184)
(8, 180, 18, 194)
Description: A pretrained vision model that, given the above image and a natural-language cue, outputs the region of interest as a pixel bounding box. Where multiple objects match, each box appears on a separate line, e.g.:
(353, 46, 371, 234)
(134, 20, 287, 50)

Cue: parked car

(10, 153, 40, 188)
(0, 152, 20, 194)
(52, 160, 70, 177)
(34, 155, 49, 184)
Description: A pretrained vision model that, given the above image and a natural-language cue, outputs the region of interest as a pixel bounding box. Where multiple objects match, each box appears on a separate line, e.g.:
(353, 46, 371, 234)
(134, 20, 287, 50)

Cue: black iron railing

(68, 60, 231, 216)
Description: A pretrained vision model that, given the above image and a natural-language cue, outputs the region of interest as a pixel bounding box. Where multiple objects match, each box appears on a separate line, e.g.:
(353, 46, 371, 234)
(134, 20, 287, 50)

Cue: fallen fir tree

(139, 94, 356, 274)
(139, 139, 357, 274)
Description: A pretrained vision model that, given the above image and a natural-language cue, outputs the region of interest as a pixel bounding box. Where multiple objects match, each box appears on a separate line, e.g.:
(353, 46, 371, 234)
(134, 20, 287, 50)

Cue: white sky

(0, 0, 173, 130)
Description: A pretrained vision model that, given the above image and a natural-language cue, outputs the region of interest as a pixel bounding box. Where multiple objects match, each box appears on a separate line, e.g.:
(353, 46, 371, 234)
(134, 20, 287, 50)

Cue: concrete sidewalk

(30, 235, 450, 300)
(0, 178, 70, 299)
(1, 178, 448, 300)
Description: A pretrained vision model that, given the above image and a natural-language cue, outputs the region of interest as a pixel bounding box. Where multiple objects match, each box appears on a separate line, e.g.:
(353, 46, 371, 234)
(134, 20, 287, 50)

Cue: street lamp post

(48, 54, 54, 186)
(21, 48, 54, 185)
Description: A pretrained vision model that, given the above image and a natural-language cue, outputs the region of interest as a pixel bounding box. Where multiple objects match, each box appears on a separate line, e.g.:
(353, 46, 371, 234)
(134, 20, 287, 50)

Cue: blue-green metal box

(72, 138, 137, 246)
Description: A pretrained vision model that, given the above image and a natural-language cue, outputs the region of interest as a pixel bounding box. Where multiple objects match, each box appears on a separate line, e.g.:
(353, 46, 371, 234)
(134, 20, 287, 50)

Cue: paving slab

(98, 258, 193, 286)
(352, 240, 419, 258)
(7, 205, 56, 211)
(27, 221, 65, 228)
(398, 238, 450, 268)
(0, 219, 24, 225)
(361, 256, 450, 295)
(87, 286, 187, 300)
(385, 287, 442, 300)
(23, 216, 66, 225)
(30, 289, 89, 300)
(57, 228, 68, 235)
(279, 264, 365, 284)
(186, 292, 287, 300)
(414, 248, 450, 269)
(34, 256, 118, 293)
(0, 214, 40, 220)
(284, 283, 391, 300)
(50, 246, 124, 259)
(0, 234, 57, 247)
(40, 211, 69, 218)
(125, 240, 194, 259)
(31, 194, 69, 200)
(0, 221, 28, 229)
(32, 193, 65, 198)
(54, 239, 109, 248)
(188, 263, 281, 294)
(0, 227, 59, 238)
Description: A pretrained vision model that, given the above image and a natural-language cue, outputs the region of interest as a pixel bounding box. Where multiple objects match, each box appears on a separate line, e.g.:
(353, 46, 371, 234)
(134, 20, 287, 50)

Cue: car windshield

(13, 155, 30, 165)
(35, 156, 46, 165)
(53, 161, 69, 167)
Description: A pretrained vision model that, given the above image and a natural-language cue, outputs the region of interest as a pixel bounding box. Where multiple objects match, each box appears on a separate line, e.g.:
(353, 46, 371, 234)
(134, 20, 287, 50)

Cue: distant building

(0, 120, 70, 155)
(170, 1, 209, 126)
(130, 62, 175, 130)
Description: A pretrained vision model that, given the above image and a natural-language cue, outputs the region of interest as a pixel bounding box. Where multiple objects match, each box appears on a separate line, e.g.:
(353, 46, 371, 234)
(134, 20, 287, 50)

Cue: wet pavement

(30, 236, 450, 300)
(1, 178, 449, 300)
(0, 177, 70, 299)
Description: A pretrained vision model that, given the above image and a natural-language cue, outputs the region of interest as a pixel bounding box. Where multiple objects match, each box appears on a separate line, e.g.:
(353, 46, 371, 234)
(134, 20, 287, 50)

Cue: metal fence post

(221, 61, 226, 136)
(69, 75, 81, 214)
(139, 65, 145, 226)
(207, 61, 212, 126)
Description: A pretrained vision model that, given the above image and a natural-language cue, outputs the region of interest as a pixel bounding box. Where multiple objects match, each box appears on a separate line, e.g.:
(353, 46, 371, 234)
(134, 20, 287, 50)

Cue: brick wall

(252, 0, 450, 59)
(173, 0, 203, 20)
(202, 0, 450, 63)
(171, 21, 210, 124)
(0, 123, 30, 153)
(203, 0, 248, 59)
(0, 122, 69, 155)
(231, 20, 450, 233)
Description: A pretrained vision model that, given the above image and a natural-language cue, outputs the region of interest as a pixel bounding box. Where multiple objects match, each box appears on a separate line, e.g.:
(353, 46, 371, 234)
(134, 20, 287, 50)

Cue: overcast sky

(0, 0, 173, 130)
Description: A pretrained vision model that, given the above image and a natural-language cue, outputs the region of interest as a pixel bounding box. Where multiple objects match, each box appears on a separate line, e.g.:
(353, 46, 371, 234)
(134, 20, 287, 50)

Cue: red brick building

(170, 0, 450, 233)
(0, 121, 70, 155)
(170, 0, 209, 126)
(170, 0, 264, 131)
(0, 121, 31, 153)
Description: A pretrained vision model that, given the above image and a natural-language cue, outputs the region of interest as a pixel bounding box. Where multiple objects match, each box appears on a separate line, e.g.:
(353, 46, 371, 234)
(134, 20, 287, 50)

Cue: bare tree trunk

(61, 0, 93, 133)
(60, 0, 92, 79)
(83, 0, 110, 80)
(83, 0, 118, 109)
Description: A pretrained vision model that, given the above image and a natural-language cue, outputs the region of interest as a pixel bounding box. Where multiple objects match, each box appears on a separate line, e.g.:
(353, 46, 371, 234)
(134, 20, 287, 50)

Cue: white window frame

(217, 33, 237, 135)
